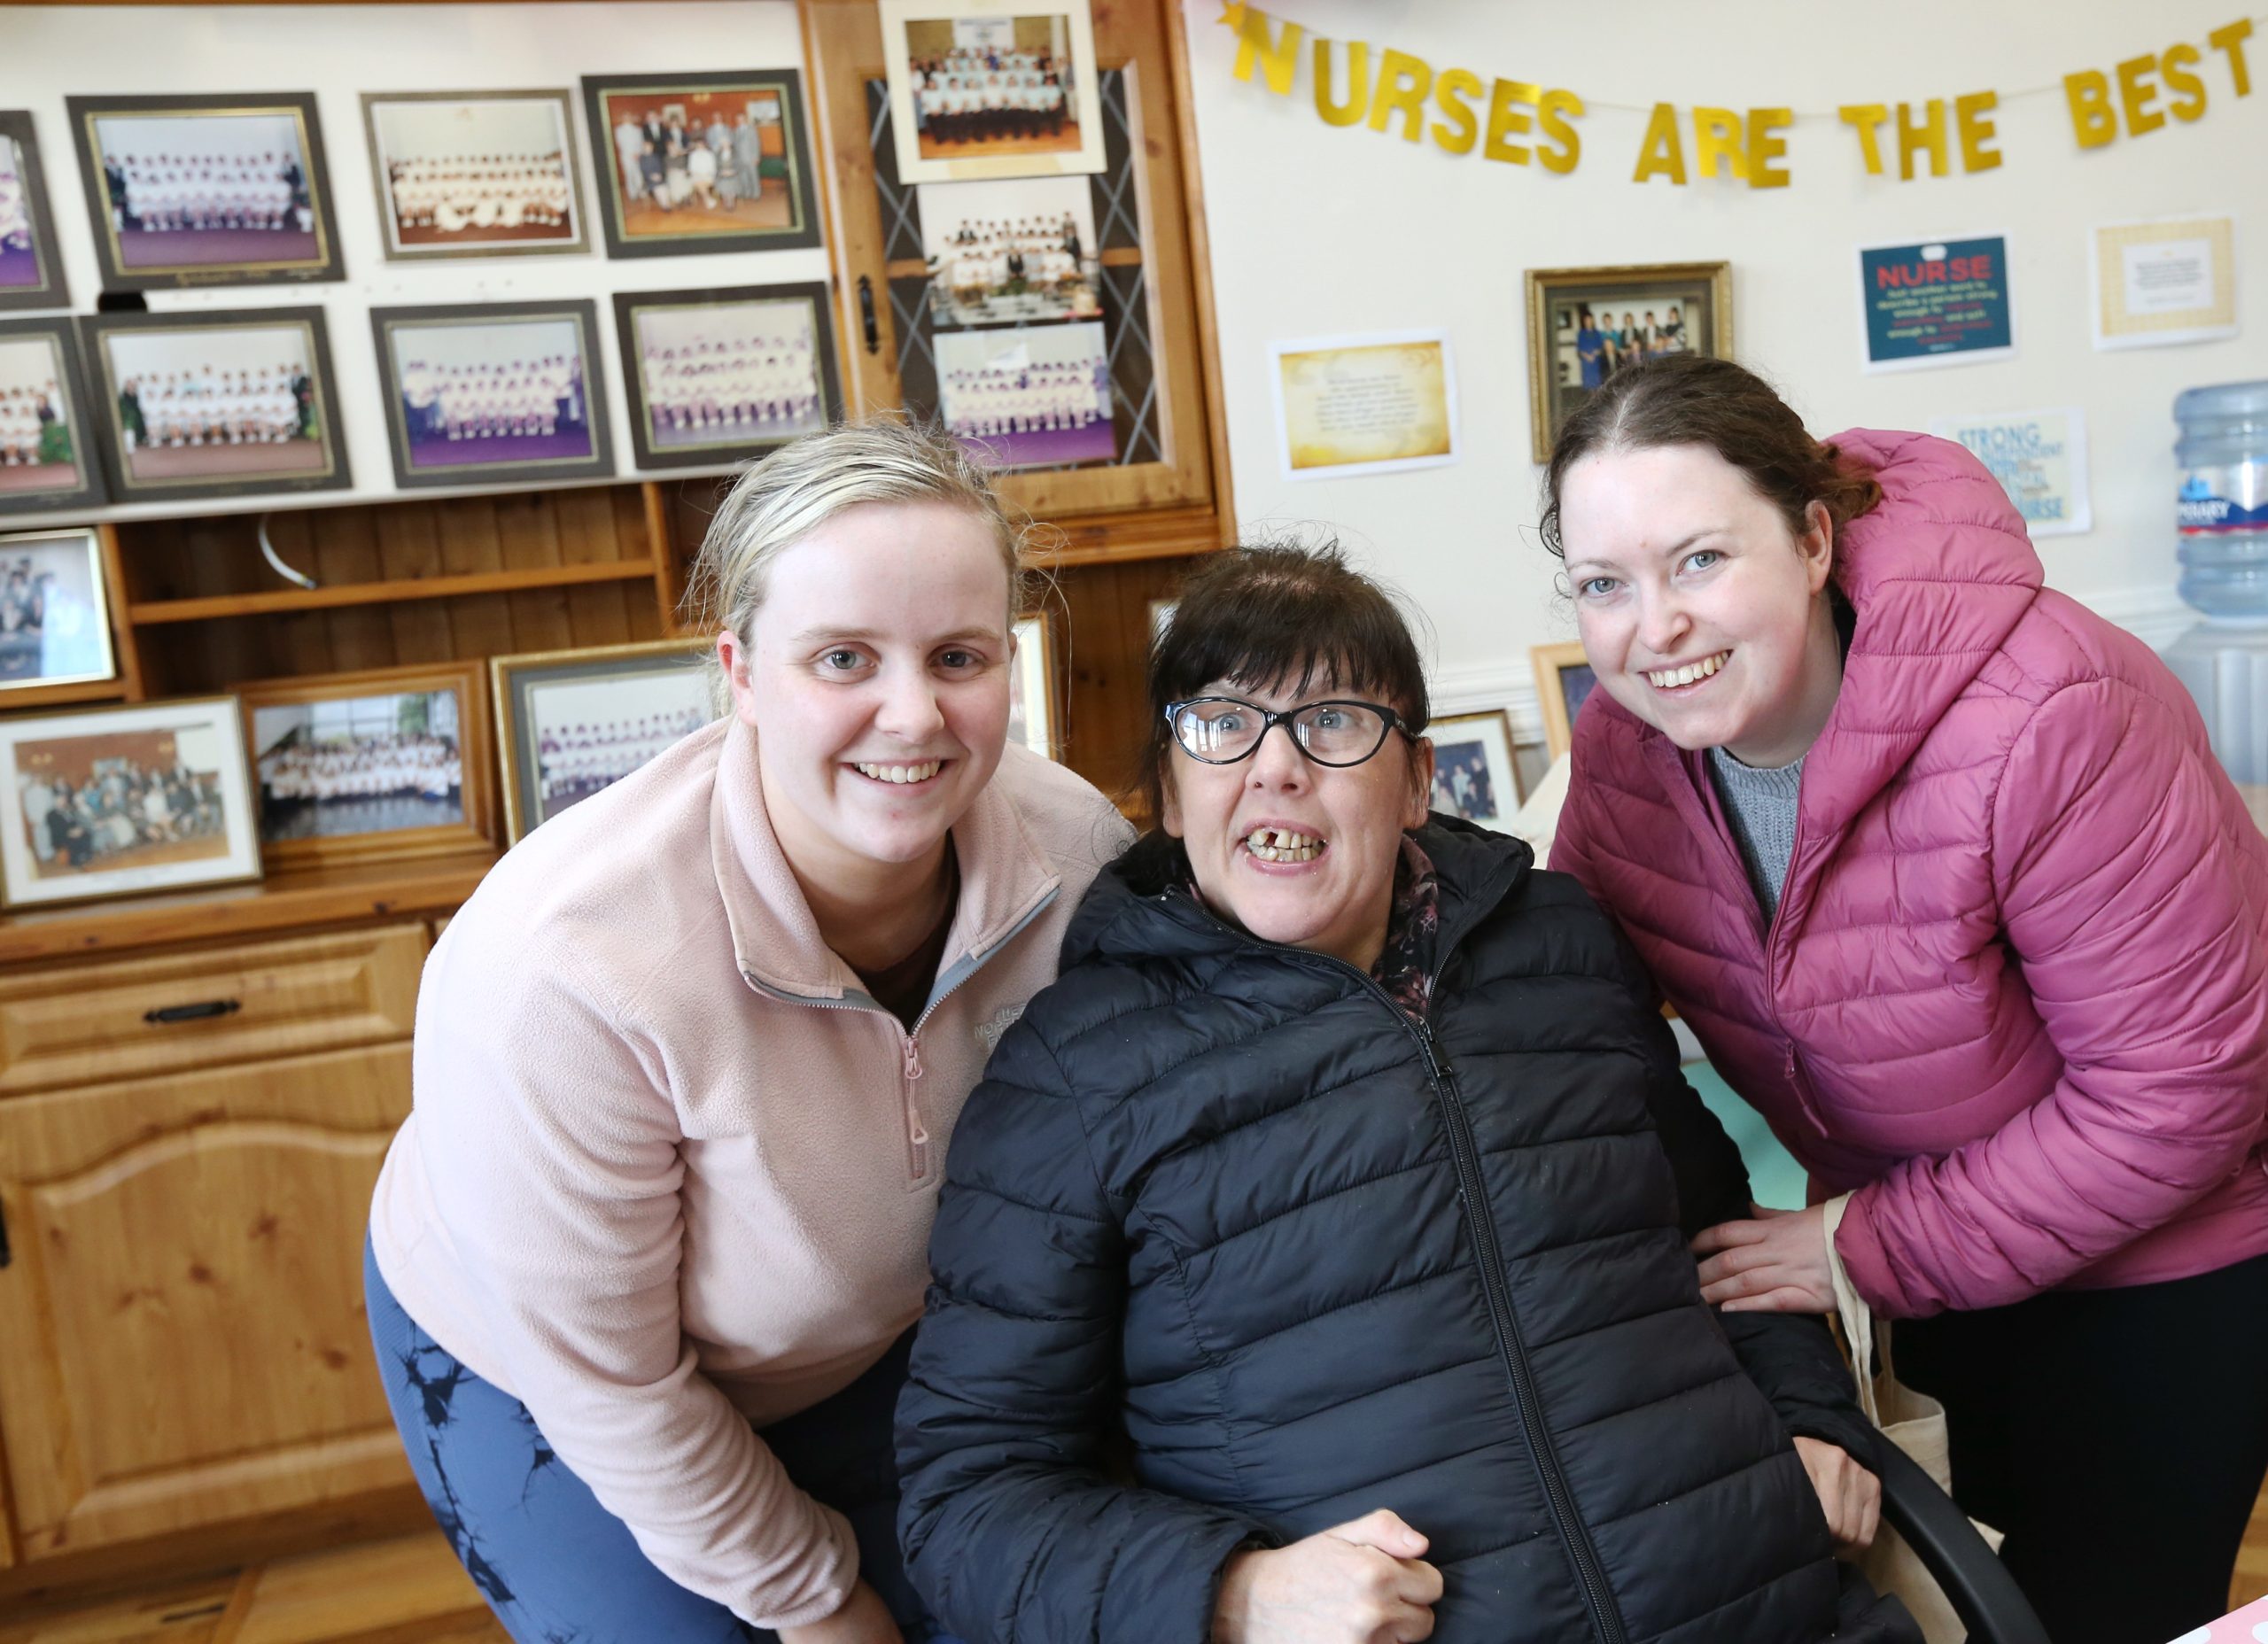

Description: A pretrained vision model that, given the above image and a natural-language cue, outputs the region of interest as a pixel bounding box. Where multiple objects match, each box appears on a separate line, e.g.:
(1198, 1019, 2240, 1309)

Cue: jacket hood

(1063, 812, 1534, 972)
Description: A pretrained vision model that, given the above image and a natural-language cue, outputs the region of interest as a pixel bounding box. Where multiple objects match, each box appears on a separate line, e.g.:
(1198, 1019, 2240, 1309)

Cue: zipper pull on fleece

(904, 1032, 924, 1082)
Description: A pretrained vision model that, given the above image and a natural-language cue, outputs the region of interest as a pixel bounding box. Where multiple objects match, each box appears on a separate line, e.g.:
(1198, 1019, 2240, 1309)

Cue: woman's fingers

(1689, 1216, 1770, 1255)
(1329, 1508, 1428, 1559)
(1717, 1282, 1829, 1313)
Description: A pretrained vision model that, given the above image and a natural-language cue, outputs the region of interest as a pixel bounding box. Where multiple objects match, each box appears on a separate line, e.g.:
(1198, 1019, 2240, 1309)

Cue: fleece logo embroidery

(976, 1004, 1025, 1054)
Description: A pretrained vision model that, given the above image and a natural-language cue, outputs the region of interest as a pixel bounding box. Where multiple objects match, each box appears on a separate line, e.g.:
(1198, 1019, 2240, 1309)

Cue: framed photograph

(0, 317, 106, 516)
(0, 695, 260, 910)
(1531, 641, 1599, 762)
(370, 299, 611, 490)
(582, 71, 819, 258)
(881, 0, 1107, 184)
(1426, 710, 1520, 834)
(2090, 213, 2239, 351)
(64, 92, 342, 291)
(492, 638, 715, 842)
(936, 318, 1113, 469)
(612, 282, 841, 470)
(0, 112, 70, 311)
(238, 661, 494, 870)
(1525, 262, 1731, 462)
(0, 527, 116, 692)
(919, 175, 1099, 330)
(80, 306, 349, 505)
(1010, 611, 1056, 758)
(361, 90, 588, 261)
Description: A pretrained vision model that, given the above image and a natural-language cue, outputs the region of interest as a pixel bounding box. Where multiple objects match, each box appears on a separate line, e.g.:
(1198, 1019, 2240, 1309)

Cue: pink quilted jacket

(1553, 428, 2268, 1319)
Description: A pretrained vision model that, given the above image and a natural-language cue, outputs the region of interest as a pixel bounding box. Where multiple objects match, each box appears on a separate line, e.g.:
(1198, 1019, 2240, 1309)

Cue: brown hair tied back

(1536, 354, 1884, 561)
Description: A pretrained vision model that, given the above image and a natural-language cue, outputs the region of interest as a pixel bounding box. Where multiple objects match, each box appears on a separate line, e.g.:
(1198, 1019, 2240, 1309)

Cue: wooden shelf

(128, 558, 662, 625)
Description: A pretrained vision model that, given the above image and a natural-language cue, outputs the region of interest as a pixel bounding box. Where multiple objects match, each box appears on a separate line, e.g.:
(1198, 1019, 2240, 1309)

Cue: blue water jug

(2165, 380, 2268, 783)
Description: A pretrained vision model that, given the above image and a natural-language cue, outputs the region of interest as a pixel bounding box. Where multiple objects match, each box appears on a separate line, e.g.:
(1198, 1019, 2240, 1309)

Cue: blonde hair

(686, 419, 1030, 711)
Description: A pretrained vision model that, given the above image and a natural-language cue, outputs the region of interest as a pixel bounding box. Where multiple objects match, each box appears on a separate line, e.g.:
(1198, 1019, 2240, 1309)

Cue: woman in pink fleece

(1544, 356, 2268, 1644)
(364, 422, 1128, 1644)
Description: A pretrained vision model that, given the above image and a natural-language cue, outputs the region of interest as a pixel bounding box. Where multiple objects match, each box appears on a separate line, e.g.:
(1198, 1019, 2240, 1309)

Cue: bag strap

(1819, 1193, 1879, 1427)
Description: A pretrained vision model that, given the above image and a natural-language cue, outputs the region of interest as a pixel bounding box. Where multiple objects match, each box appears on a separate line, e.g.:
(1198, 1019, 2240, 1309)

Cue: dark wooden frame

(63, 91, 345, 291)
(359, 89, 591, 263)
(611, 281, 842, 471)
(0, 112, 71, 311)
(491, 636, 712, 841)
(1523, 261, 1733, 462)
(369, 299, 614, 492)
(581, 69, 821, 259)
(0, 317, 108, 516)
(78, 305, 351, 506)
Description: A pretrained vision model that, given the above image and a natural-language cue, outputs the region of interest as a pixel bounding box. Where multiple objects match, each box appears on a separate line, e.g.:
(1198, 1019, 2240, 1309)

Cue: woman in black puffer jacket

(897, 543, 1916, 1644)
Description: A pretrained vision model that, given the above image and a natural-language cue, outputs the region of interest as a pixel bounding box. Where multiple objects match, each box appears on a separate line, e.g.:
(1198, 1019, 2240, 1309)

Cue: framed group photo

(0, 112, 70, 311)
(0, 526, 117, 693)
(583, 71, 819, 258)
(1425, 710, 1520, 834)
(65, 92, 343, 290)
(936, 318, 1113, 469)
(239, 660, 494, 870)
(1525, 261, 1731, 461)
(80, 306, 350, 505)
(881, 0, 1107, 183)
(0, 695, 260, 911)
(0, 317, 105, 516)
(370, 299, 611, 490)
(919, 174, 1099, 330)
(361, 90, 588, 261)
(613, 282, 841, 470)
(492, 638, 714, 842)
(1531, 640, 1599, 761)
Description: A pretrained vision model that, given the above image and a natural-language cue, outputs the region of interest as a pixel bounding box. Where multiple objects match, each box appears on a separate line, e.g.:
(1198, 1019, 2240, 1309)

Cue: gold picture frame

(1525, 261, 1733, 462)
(1530, 641, 1598, 763)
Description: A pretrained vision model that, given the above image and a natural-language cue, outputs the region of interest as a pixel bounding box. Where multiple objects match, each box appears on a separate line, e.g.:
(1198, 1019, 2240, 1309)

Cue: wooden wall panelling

(372, 502, 454, 666)
(498, 492, 576, 657)
(556, 486, 641, 648)
(435, 499, 515, 663)
(302, 509, 394, 675)
(1055, 554, 1192, 810)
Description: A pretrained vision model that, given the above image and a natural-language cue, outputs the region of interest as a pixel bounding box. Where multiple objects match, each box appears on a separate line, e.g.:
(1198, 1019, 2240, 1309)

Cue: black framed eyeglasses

(1164, 696, 1414, 768)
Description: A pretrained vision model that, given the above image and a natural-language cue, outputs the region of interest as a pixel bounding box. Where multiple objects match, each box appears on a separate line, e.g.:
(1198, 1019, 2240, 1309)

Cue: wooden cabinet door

(0, 1043, 415, 1561)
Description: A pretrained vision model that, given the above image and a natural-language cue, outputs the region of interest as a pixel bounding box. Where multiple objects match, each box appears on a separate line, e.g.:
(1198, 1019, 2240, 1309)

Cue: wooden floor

(4, 1481, 2263, 1641)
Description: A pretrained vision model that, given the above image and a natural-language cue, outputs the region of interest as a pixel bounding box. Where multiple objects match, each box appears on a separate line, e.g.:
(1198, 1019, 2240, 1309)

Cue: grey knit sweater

(1707, 747, 1805, 920)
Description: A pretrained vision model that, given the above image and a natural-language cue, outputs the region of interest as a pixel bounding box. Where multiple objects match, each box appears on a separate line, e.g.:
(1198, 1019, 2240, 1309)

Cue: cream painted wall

(1177, 0, 2266, 735)
(6, 3, 819, 522)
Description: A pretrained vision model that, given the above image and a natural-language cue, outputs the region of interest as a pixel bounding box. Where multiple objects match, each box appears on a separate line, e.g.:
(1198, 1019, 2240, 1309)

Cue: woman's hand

(1690, 1203, 1836, 1313)
(1212, 1508, 1442, 1644)
(778, 1580, 904, 1644)
(1792, 1437, 1881, 1556)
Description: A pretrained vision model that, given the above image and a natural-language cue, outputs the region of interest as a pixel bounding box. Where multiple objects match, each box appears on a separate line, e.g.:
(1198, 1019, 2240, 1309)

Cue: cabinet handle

(858, 275, 880, 354)
(0, 1199, 9, 1269)
(144, 999, 242, 1025)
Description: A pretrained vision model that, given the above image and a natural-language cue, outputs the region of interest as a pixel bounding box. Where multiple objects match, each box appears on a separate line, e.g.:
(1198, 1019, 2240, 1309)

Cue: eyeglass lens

(1172, 701, 1391, 765)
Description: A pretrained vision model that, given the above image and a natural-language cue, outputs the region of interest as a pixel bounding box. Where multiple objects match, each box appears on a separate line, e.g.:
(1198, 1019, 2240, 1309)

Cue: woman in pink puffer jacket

(1544, 356, 2268, 1644)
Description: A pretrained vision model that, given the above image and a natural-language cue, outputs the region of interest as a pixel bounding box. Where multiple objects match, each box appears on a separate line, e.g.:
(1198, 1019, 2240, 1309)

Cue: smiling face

(1161, 675, 1432, 973)
(722, 498, 1014, 889)
(1558, 443, 1842, 768)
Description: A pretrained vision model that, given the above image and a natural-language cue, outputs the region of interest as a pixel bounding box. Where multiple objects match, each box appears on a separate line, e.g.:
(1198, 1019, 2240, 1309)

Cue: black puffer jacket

(898, 819, 1905, 1644)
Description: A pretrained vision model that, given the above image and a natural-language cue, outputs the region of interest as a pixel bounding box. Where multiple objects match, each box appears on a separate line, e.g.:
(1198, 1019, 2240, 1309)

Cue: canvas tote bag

(1821, 1194, 2005, 1644)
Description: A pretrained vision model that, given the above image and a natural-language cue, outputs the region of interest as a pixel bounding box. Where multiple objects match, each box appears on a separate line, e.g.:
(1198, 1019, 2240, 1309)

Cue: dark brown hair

(1537, 355, 1884, 559)
(1133, 540, 1430, 826)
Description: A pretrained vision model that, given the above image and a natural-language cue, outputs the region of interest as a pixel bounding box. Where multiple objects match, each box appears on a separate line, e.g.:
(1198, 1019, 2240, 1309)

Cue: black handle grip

(858, 275, 880, 354)
(144, 999, 242, 1025)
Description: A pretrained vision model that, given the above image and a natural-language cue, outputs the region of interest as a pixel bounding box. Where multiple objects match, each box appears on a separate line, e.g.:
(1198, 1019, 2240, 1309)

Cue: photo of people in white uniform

(379, 311, 597, 478)
(363, 93, 585, 259)
(935, 317, 1113, 469)
(96, 320, 326, 486)
(0, 334, 86, 500)
(624, 291, 829, 458)
(523, 671, 711, 826)
(883, 2, 1107, 182)
(919, 174, 1099, 329)
(78, 107, 326, 275)
(252, 689, 464, 842)
(0, 131, 53, 299)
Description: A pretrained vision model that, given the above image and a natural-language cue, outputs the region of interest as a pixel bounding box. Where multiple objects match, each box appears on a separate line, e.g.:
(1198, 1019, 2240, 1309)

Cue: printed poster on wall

(2090, 213, 2239, 350)
(1856, 233, 2016, 373)
(1928, 407, 2092, 539)
(1270, 330, 1458, 482)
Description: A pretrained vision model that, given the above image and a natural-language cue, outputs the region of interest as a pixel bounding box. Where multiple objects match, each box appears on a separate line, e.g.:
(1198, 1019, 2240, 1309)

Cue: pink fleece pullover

(1555, 429, 2268, 1320)
(369, 720, 1130, 1629)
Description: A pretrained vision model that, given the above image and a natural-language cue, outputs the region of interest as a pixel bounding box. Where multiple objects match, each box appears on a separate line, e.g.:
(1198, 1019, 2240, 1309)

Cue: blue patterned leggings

(363, 1238, 957, 1643)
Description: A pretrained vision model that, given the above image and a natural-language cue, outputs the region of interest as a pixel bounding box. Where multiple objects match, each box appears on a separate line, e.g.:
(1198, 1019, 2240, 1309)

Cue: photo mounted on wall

(0, 527, 117, 693)
(582, 70, 819, 258)
(0, 696, 260, 911)
(65, 92, 342, 291)
(0, 318, 105, 516)
(361, 90, 587, 261)
(492, 639, 715, 842)
(882, 0, 1107, 184)
(1531, 640, 1599, 762)
(936, 319, 1112, 469)
(1525, 261, 1730, 461)
(81, 306, 349, 506)
(0, 112, 70, 311)
(919, 174, 1099, 330)
(612, 282, 840, 471)
(370, 299, 611, 491)
(239, 661, 494, 869)
(1425, 710, 1520, 835)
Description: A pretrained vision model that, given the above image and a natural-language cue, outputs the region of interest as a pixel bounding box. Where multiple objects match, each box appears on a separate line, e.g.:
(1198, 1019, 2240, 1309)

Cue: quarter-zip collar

(710, 719, 1066, 1001)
